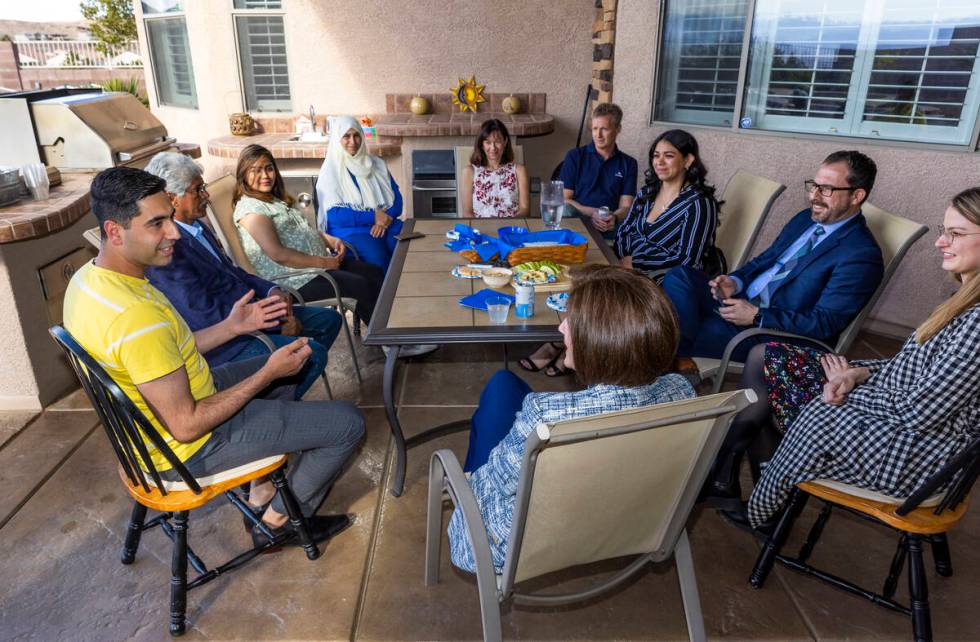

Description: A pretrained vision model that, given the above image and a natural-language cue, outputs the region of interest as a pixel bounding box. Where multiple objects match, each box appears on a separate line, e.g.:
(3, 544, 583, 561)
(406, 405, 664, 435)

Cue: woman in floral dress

(460, 119, 529, 218)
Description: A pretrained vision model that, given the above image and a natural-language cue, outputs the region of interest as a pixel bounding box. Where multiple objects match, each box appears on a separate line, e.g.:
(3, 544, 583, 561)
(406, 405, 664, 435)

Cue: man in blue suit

(144, 152, 341, 399)
(662, 150, 884, 365)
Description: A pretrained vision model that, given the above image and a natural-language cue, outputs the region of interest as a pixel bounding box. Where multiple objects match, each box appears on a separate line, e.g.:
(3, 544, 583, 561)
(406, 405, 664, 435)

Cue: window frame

(141, 1, 199, 110)
(231, 0, 293, 114)
(650, 0, 980, 151)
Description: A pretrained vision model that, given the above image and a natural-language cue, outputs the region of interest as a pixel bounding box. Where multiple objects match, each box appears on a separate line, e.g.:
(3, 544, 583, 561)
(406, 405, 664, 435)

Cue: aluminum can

(515, 282, 534, 318)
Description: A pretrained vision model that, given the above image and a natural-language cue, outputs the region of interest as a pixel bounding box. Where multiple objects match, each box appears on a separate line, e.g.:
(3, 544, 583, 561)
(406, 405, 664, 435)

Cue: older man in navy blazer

(144, 152, 340, 398)
(662, 150, 884, 364)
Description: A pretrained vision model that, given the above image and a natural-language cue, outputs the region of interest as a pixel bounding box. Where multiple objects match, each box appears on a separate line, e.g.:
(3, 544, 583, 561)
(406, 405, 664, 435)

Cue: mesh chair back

(832, 202, 928, 353)
(454, 145, 525, 217)
(49, 325, 199, 495)
(204, 174, 258, 273)
(716, 170, 786, 270)
(504, 389, 753, 586)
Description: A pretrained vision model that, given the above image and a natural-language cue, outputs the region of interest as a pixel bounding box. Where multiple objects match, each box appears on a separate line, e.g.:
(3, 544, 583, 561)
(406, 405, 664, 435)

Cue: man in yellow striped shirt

(64, 167, 364, 548)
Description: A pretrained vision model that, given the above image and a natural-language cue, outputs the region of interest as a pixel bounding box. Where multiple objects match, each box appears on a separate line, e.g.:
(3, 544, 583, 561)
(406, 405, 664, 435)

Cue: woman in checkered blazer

(745, 186, 980, 527)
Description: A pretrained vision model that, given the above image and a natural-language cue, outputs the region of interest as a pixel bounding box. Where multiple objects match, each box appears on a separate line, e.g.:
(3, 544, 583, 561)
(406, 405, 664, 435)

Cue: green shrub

(101, 77, 148, 107)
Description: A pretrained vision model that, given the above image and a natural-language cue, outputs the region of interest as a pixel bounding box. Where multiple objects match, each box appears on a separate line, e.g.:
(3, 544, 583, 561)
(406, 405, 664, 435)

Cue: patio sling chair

(425, 389, 756, 642)
(205, 173, 362, 383)
(748, 433, 980, 642)
(49, 325, 320, 637)
(80, 224, 336, 399)
(702, 202, 929, 394)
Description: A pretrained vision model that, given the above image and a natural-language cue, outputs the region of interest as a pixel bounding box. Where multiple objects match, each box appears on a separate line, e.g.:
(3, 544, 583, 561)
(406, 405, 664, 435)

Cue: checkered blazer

(748, 305, 980, 526)
(448, 374, 695, 573)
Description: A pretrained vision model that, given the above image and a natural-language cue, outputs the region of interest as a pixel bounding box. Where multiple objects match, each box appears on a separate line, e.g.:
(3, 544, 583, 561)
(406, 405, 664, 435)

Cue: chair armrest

(267, 269, 350, 311)
(711, 328, 834, 394)
(249, 331, 277, 353)
(425, 449, 500, 602)
(343, 241, 360, 261)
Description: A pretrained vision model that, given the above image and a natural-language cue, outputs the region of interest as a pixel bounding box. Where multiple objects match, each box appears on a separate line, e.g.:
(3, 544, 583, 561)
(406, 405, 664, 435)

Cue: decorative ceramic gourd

(502, 94, 522, 115)
(410, 95, 430, 115)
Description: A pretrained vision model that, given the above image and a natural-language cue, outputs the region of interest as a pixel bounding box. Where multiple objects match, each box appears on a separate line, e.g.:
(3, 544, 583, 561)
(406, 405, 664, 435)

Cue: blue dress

(323, 172, 404, 271)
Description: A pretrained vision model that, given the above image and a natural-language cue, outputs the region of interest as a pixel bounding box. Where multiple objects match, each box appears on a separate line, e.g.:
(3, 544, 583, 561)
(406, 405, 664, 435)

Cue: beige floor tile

(46, 387, 93, 411)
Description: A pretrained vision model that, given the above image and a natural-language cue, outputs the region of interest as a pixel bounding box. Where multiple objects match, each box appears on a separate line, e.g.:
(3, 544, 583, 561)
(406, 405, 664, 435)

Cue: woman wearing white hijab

(316, 116, 404, 271)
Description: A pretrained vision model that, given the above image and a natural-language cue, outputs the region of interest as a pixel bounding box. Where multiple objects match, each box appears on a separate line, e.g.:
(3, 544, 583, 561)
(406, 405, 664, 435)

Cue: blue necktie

(752, 226, 825, 309)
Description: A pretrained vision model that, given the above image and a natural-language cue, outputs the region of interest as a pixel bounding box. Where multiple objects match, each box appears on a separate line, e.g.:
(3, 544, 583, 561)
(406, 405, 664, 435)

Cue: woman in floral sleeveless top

(461, 119, 529, 218)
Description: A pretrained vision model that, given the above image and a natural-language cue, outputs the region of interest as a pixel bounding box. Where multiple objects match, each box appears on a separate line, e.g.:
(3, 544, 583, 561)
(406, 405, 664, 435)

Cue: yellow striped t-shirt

(63, 260, 215, 471)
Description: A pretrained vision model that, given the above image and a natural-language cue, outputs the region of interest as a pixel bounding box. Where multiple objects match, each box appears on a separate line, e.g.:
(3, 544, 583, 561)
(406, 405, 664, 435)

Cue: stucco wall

(615, 0, 980, 334)
(135, 0, 596, 186)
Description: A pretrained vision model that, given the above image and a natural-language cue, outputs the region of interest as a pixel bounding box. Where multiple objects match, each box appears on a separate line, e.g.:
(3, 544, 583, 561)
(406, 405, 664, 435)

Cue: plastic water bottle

(515, 282, 534, 318)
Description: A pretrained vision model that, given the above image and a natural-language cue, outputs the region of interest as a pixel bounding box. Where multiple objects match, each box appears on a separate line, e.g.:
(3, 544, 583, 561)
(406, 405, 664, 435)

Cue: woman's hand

(319, 232, 347, 261)
(820, 356, 870, 406)
(318, 254, 342, 270)
(820, 354, 850, 382)
(371, 209, 393, 238)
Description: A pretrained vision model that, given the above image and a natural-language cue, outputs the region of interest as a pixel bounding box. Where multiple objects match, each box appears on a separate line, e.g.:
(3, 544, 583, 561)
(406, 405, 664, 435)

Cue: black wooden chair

(50, 325, 319, 637)
(749, 434, 980, 642)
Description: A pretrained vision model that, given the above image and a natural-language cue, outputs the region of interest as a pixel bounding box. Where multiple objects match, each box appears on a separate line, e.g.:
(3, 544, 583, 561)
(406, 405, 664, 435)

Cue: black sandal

(518, 342, 565, 373)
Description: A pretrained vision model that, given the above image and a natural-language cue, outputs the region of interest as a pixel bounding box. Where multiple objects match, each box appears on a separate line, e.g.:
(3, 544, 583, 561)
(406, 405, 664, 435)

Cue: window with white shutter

(655, 0, 980, 146)
(233, 1, 291, 112)
(656, 0, 750, 126)
(142, 1, 198, 109)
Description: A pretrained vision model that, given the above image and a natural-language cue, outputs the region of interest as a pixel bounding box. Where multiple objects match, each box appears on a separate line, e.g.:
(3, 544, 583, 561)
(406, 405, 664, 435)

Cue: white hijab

(316, 115, 395, 229)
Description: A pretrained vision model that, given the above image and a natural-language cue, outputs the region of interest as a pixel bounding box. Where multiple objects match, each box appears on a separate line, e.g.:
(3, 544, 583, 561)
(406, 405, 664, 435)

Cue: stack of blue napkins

(459, 288, 515, 311)
(445, 223, 587, 262)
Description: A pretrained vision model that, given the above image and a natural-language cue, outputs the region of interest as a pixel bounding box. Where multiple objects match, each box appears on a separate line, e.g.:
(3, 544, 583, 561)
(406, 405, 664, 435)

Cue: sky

(1, 0, 84, 23)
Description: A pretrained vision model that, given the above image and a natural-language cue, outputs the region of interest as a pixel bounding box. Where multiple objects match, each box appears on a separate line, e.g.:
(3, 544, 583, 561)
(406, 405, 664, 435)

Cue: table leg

(383, 345, 408, 497)
(502, 344, 509, 370)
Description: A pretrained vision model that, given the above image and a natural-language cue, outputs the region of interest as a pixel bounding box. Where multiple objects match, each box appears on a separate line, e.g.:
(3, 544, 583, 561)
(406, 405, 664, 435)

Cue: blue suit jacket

(146, 222, 278, 367)
(732, 209, 884, 344)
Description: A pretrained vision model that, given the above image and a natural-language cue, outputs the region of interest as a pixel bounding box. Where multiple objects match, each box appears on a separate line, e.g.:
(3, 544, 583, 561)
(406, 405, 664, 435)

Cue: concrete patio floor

(2, 331, 978, 641)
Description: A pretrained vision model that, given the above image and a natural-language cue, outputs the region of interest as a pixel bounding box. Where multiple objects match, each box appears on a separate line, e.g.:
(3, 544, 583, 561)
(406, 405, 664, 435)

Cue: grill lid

(50, 92, 168, 153)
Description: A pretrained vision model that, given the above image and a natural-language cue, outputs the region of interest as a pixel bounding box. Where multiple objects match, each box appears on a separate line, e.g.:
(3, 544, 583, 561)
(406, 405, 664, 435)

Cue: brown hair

(916, 187, 980, 344)
(232, 144, 294, 207)
(469, 118, 515, 167)
(591, 102, 623, 128)
(566, 264, 679, 386)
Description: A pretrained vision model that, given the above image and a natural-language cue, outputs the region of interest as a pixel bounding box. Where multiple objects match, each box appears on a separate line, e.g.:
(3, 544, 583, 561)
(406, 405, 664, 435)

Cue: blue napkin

(459, 288, 515, 311)
(445, 224, 500, 260)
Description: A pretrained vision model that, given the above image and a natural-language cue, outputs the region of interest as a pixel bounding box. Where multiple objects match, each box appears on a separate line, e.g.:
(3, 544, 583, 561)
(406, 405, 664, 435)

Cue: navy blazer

(146, 222, 278, 367)
(732, 208, 884, 344)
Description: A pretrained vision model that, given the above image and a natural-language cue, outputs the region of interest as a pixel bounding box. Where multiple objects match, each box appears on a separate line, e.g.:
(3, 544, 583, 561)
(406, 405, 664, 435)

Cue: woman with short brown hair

(448, 264, 695, 573)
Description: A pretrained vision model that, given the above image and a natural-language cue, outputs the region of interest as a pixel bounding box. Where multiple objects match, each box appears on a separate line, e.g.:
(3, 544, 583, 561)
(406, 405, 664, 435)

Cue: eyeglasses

(936, 225, 980, 242)
(804, 180, 860, 198)
(246, 164, 276, 176)
(192, 183, 208, 195)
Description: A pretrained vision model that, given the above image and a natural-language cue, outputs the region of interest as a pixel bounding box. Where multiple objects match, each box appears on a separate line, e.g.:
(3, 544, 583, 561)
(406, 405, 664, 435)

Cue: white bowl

(481, 268, 513, 288)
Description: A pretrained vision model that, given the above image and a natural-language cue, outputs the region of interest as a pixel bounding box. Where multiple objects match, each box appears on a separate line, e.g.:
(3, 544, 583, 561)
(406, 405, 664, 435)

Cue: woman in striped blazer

(615, 129, 720, 277)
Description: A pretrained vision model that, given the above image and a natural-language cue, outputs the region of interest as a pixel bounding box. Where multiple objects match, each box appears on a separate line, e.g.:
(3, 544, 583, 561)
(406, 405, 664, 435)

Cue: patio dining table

(363, 216, 617, 496)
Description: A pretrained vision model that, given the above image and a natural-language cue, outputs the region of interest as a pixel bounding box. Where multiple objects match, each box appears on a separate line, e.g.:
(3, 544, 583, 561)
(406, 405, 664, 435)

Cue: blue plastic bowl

(498, 225, 529, 236)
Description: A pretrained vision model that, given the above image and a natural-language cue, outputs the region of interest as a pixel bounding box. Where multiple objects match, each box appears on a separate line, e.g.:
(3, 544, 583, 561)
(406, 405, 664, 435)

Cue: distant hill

(0, 19, 91, 41)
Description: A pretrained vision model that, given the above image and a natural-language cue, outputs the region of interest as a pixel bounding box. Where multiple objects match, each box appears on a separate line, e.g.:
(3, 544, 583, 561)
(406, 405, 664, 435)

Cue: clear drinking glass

(486, 296, 512, 324)
(540, 180, 564, 230)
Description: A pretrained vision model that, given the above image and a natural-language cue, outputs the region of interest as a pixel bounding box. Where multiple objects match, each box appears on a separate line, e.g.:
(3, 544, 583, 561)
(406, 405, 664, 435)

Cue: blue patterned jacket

(448, 374, 695, 573)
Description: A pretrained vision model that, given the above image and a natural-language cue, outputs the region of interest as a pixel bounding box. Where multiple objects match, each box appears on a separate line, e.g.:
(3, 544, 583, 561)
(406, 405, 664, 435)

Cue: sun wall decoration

(451, 76, 486, 112)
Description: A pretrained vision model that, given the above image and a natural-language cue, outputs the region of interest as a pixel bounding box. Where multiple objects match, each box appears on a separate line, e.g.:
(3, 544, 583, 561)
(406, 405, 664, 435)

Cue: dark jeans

(297, 255, 384, 326)
(171, 356, 365, 517)
(231, 305, 342, 399)
(463, 369, 532, 472)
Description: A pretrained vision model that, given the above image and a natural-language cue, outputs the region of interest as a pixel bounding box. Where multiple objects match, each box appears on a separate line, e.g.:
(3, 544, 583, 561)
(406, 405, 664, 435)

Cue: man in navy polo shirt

(559, 102, 638, 235)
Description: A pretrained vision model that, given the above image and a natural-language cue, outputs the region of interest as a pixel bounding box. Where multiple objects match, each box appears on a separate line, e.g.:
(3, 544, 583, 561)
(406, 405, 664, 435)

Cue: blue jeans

(463, 369, 532, 472)
(230, 305, 342, 399)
